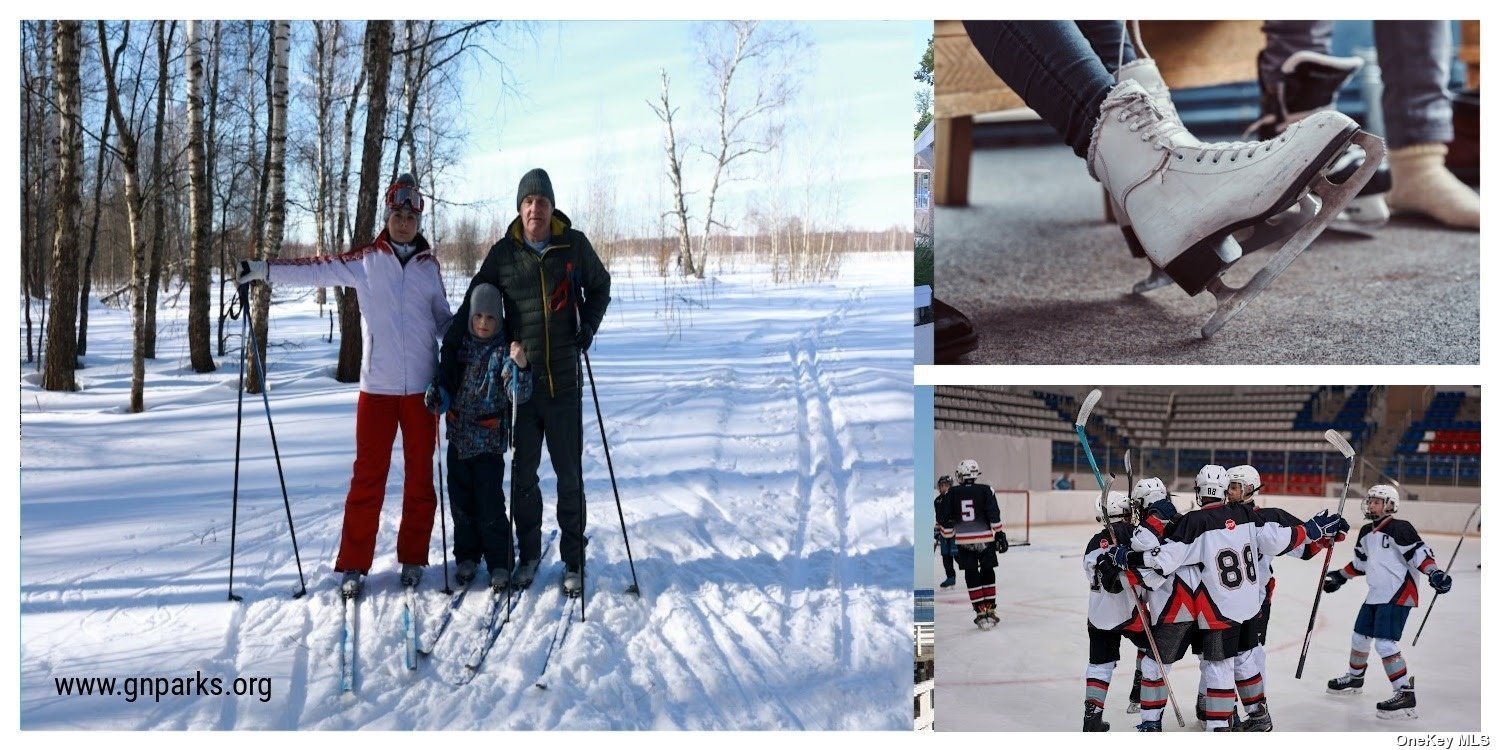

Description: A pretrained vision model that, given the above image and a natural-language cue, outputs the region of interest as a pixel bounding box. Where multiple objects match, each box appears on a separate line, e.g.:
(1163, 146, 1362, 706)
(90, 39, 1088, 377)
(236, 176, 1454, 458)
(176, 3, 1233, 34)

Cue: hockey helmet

(1365, 484, 1399, 519)
(1096, 490, 1132, 523)
(956, 459, 981, 482)
(936, 475, 953, 490)
(1195, 464, 1229, 505)
(1130, 477, 1168, 506)
(1226, 464, 1262, 504)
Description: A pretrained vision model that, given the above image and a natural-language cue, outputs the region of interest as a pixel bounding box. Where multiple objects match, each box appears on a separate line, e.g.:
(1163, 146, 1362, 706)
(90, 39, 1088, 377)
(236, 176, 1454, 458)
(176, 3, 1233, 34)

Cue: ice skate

(1088, 77, 1385, 337)
(973, 603, 999, 630)
(1083, 702, 1110, 732)
(1235, 703, 1273, 732)
(1376, 679, 1418, 720)
(1135, 719, 1162, 732)
(1126, 667, 1142, 713)
(1327, 672, 1365, 695)
(940, 575, 956, 589)
(1195, 693, 1207, 723)
(340, 570, 365, 599)
(1249, 49, 1391, 236)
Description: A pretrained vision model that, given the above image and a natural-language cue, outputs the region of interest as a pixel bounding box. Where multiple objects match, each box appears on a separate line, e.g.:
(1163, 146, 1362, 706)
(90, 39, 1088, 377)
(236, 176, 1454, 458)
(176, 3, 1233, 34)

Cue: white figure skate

(1089, 78, 1385, 337)
(1251, 49, 1391, 236)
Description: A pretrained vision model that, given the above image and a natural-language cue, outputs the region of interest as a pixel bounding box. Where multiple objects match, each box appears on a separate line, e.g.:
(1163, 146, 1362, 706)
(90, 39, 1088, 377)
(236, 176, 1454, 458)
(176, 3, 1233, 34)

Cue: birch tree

(185, 20, 215, 372)
(43, 21, 82, 391)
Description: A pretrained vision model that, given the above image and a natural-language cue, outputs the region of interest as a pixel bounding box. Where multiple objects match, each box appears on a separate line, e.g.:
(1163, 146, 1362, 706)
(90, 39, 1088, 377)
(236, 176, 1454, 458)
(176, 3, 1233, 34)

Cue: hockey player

(937, 459, 1005, 628)
(1109, 465, 1348, 731)
(1323, 485, 1453, 719)
(1082, 490, 1149, 731)
(934, 476, 958, 588)
(1122, 476, 1182, 719)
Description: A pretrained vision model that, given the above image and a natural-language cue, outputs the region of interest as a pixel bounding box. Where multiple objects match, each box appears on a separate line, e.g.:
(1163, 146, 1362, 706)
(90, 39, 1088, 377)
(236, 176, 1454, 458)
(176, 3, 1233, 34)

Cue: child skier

(426, 283, 532, 591)
(1322, 484, 1452, 719)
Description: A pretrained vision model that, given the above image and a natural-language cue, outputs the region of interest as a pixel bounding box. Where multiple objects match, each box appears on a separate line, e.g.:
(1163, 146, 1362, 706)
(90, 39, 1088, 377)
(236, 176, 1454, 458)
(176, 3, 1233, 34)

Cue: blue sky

(436, 20, 926, 234)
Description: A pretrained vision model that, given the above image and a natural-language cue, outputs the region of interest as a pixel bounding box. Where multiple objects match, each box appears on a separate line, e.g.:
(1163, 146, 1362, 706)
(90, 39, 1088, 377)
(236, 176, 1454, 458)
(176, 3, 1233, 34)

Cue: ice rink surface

(935, 522, 1480, 732)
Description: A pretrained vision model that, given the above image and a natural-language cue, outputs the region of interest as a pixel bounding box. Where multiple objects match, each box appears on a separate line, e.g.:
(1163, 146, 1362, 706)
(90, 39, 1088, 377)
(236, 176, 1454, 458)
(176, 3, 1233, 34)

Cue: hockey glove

(423, 383, 450, 415)
(1322, 570, 1347, 594)
(237, 259, 268, 286)
(1302, 510, 1349, 542)
(1107, 543, 1131, 569)
(1146, 498, 1180, 523)
(996, 530, 1009, 554)
(1428, 568, 1453, 594)
(576, 323, 594, 352)
(1094, 554, 1125, 594)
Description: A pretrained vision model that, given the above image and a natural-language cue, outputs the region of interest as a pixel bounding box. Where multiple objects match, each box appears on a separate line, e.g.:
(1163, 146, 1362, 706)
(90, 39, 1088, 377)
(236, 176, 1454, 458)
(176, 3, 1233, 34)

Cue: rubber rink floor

(934, 143, 1480, 365)
(932, 523, 1481, 732)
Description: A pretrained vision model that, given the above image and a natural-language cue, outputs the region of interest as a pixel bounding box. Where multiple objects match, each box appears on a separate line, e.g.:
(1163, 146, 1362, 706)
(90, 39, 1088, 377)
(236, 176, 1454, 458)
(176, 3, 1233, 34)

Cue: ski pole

(436, 414, 452, 595)
(1412, 503, 1478, 645)
(583, 350, 641, 596)
(1296, 429, 1356, 678)
(237, 282, 308, 600)
(228, 292, 248, 602)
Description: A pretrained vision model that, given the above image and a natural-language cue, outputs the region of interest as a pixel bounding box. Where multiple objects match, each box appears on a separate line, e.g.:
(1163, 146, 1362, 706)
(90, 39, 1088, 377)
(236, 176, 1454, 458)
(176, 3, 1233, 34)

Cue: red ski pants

(334, 392, 438, 571)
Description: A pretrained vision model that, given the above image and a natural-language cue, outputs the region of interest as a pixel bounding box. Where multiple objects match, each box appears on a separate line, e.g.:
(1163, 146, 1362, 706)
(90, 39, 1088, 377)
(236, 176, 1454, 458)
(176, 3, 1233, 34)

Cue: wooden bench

(933, 20, 1265, 206)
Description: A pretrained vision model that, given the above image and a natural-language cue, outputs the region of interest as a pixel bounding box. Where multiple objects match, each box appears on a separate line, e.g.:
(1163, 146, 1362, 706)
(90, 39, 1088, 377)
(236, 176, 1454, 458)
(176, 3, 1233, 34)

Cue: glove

(1428, 568, 1453, 594)
(1302, 510, 1350, 542)
(423, 383, 450, 415)
(1323, 570, 1347, 594)
(1146, 498, 1179, 523)
(576, 323, 594, 352)
(996, 530, 1009, 554)
(1107, 543, 1131, 569)
(237, 259, 268, 285)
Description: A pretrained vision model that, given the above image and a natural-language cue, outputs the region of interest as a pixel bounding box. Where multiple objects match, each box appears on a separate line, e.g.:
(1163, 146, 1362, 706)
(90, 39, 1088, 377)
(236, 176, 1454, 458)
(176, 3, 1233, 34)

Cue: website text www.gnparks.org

(53, 671, 272, 703)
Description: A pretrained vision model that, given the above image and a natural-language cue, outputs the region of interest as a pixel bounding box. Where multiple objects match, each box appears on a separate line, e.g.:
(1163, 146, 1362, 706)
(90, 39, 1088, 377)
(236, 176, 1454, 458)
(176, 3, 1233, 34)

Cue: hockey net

(994, 489, 1031, 547)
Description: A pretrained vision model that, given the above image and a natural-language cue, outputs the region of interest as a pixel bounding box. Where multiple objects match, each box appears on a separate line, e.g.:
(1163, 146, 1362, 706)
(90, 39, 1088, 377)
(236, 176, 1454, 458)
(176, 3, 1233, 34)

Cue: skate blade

(1377, 708, 1419, 720)
(1233, 194, 1321, 254)
(1326, 688, 1363, 696)
(1126, 702, 1141, 714)
(1132, 267, 1174, 295)
(1201, 130, 1386, 338)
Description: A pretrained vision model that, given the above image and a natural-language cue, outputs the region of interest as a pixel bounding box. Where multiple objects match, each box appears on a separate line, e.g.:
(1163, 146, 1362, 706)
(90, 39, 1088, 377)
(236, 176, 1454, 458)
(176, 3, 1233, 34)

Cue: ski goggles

(385, 183, 424, 214)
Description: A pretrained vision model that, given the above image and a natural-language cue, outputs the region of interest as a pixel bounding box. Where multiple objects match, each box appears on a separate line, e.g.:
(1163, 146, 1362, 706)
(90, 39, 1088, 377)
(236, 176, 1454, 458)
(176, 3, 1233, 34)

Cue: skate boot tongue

(1116, 59, 1179, 123)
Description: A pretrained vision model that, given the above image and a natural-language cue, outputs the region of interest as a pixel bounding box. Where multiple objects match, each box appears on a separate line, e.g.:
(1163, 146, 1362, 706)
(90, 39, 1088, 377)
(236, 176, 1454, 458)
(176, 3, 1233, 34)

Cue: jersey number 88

(1215, 545, 1258, 588)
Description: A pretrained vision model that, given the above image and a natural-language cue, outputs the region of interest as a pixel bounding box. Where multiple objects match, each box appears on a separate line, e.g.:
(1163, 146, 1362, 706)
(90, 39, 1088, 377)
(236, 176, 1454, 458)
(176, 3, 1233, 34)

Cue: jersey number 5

(960, 499, 976, 523)
(1215, 545, 1258, 589)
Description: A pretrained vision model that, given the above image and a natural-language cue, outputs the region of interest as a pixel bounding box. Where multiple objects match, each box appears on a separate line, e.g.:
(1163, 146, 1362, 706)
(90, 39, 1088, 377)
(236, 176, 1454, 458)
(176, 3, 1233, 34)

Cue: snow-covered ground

(20, 253, 915, 730)
(934, 522, 1481, 732)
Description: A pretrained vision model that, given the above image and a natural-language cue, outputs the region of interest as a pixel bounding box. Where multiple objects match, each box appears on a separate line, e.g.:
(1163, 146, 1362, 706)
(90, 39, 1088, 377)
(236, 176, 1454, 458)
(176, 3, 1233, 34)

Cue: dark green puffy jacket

(441, 209, 610, 398)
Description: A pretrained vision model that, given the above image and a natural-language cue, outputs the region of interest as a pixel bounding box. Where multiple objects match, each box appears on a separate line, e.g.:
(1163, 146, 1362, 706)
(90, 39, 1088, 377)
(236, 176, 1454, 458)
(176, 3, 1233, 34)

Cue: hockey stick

(1076, 389, 1184, 727)
(1412, 503, 1478, 645)
(1295, 429, 1356, 679)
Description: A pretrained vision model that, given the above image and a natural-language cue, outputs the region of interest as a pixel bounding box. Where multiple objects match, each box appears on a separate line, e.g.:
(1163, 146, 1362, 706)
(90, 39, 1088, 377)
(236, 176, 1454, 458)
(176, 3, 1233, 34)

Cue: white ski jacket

(268, 231, 452, 396)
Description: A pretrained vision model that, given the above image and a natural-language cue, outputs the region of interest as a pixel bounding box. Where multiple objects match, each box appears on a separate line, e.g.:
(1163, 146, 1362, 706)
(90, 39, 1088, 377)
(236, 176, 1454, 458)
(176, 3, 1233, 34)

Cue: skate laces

(1118, 90, 1280, 165)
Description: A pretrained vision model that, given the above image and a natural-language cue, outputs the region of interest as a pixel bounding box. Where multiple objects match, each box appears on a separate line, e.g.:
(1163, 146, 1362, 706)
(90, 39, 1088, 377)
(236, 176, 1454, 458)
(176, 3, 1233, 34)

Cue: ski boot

(1089, 77, 1383, 337)
(562, 565, 584, 598)
(1236, 703, 1273, 732)
(400, 563, 423, 588)
(455, 560, 479, 587)
(1083, 701, 1110, 732)
(1136, 719, 1162, 732)
(1376, 679, 1418, 720)
(1327, 672, 1365, 695)
(940, 575, 957, 589)
(510, 557, 541, 590)
(490, 569, 511, 594)
(1249, 49, 1390, 236)
(340, 570, 365, 599)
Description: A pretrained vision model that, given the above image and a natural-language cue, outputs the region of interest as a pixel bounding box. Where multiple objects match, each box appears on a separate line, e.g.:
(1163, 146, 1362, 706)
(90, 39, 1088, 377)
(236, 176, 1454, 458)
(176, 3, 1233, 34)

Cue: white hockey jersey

(1083, 521, 1144, 631)
(1129, 518, 1185, 625)
(1340, 517, 1437, 607)
(1247, 505, 1317, 605)
(1140, 502, 1306, 626)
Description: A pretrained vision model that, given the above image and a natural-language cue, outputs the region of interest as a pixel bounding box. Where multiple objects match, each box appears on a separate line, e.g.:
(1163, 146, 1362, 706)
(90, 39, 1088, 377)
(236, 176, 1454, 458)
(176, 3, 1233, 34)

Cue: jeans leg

(1258, 20, 1336, 85)
(962, 20, 1116, 157)
(1075, 21, 1134, 74)
(1375, 20, 1453, 149)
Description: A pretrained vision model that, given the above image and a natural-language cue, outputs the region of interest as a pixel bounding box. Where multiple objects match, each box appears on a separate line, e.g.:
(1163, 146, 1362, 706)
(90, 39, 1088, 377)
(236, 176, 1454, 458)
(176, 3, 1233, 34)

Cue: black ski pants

(447, 447, 512, 574)
(512, 386, 587, 568)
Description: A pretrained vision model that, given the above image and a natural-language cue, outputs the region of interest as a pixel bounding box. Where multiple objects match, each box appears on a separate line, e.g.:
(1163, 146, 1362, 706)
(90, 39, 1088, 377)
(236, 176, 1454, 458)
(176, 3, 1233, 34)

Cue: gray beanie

(468, 283, 503, 339)
(516, 168, 555, 210)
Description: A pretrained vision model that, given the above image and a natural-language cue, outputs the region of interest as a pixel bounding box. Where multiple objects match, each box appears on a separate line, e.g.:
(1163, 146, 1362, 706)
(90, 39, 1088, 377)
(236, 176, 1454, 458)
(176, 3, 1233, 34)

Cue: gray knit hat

(468, 283, 503, 339)
(516, 168, 555, 210)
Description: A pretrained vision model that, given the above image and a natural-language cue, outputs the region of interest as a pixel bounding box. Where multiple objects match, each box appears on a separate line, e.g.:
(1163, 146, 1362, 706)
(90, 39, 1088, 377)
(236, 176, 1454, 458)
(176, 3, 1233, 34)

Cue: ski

(457, 530, 555, 685)
(403, 585, 418, 670)
(534, 582, 579, 690)
(340, 593, 355, 693)
(417, 582, 472, 657)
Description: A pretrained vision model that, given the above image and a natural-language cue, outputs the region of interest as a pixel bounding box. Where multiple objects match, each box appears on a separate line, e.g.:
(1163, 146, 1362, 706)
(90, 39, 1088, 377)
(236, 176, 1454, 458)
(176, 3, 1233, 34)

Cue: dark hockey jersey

(1142, 502, 1306, 627)
(1083, 521, 1144, 631)
(937, 482, 1003, 545)
(1249, 505, 1312, 605)
(1340, 517, 1437, 607)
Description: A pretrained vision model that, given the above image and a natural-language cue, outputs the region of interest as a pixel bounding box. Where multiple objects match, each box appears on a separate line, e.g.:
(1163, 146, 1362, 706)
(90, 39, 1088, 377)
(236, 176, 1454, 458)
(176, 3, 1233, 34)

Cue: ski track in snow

(20, 254, 914, 729)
